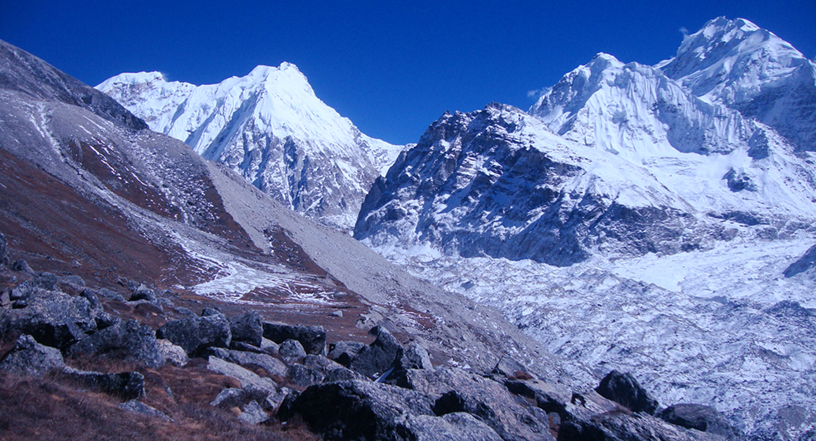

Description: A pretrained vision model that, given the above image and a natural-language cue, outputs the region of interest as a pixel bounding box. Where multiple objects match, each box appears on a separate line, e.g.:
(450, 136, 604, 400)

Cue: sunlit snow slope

(98, 64, 404, 231)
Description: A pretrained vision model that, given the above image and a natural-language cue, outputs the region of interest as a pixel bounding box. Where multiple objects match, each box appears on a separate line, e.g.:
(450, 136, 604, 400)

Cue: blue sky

(1, 1, 814, 145)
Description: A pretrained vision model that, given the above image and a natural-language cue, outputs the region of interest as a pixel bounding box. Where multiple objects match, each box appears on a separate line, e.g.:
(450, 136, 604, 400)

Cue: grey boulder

(0, 334, 65, 377)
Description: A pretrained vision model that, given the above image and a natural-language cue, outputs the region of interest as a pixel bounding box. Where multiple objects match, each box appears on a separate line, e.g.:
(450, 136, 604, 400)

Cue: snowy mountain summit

(98, 63, 403, 231)
(357, 18, 816, 439)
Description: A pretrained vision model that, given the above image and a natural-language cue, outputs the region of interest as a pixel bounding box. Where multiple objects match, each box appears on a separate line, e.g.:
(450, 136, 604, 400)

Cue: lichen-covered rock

(0, 288, 97, 349)
(559, 411, 722, 441)
(230, 311, 263, 347)
(407, 367, 553, 441)
(239, 400, 269, 425)
(287, 380, 435, 440)
(68, 319, 164, 368)
(327, 340, 366, 366)
(349, 326, 402, 379)
(156, 339, 189, 367)
(210, 388, 251, 408)
(0, 334, 64, 377)
(279, 339, 307, 363)
(287, 364, 324, 388)
(595, 370, 659, 414)
(217, 349, 288, 378)
(263, 322, 326, 355)
(406, 412, 504, 441)
(157, 309, 231, 355)
(207, 356, 277, 395)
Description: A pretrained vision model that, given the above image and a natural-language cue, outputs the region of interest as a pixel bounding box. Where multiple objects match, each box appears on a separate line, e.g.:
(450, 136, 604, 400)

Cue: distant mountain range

(355, 17, 816, 440)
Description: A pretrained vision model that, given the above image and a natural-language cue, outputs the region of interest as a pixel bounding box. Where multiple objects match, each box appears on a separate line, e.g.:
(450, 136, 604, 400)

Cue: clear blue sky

(1, 1, 814, 145)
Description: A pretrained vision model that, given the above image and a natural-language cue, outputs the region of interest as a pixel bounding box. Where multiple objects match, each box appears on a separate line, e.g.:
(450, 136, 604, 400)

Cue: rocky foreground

(0, 232, 743, 441)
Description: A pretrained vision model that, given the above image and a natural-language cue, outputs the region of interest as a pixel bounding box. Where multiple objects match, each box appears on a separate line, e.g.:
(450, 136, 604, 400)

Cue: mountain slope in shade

(97, 65, 404, 231)
(0, 38, 579, 384)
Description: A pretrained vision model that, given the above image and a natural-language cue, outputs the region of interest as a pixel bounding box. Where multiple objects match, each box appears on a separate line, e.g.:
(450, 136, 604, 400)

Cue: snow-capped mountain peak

(98, 63, 405, 231)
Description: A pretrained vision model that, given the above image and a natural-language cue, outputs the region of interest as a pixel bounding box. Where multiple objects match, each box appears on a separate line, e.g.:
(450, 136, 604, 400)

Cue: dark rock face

(784, 243, 816, 278)
(354, 104, 697, 267)
(503, 377, 572, 420)
(68, 319, 164, 368)
(349, 325, 402, 379)
(230, 311, 263, 347)
(0, 288, 97, 349)
(658, 404, 743, 440)
(287, 380, 435, 440)
(262, 322, 326, 355)
(128, 284, 156, 302)
(559, 411, 718, 441)
(287, 364, 324, 388)
(0, 334, 65, 377)
(595, 370, 659, 414)
(157, 310, 231, 356)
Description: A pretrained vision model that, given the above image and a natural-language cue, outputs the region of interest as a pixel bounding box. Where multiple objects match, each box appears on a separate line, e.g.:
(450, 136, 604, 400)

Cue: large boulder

(157, 309, 231, 356)
(68, 319, 164, 368)
(406, 367, 553, 441)
(349, 325, 403, 379)
(657, 404, 743, 440)
(215, 348, 288, 378)
(406, 412, 504, 441)
(62, 367, 145, 400)
(206, 356, 277, 396)
(230, 311, 264, 347)
(504, 377, 572, 420)
(559, 411, 721, 441)
(118, 399, 172, 421)
(279, 339, 307, 363)
(262, 322, 326, 355)
(327, 341, 366, 366)
(0, 288, 97, 349)
(0, 334, 65, 377)
(595, 370, 659, 414)
(286, 379, 435, 440)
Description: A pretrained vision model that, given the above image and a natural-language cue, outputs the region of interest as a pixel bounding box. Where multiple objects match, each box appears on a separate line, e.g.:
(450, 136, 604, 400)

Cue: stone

(279, 339, 307, 363)
(263, 387, 291, 412)
(68, 319, 164, 368)
(0, 334, 65, 377)
(287, 364, 324, 388)
(95, 288, 126, 302)
(57, 275, 85, 289)
(157, 309, 231, 356)
(349, 326, 402, 379)
(406, 412, 504, 441)
(406, 367, 553, 441)
(327, 340, 365, 366)
(262, 322, 326, 355)
(229, 311, 263, 347)
(207, 356, 277, 395)
(657, 404, 743, 440)
(62, 367, 145, 400)
(173, 307, 197, 318)
(322, 366, 364, 383)
(217, 349, 288, 378)
(156, 339, 189, 367)
(595, 370, 659, 414)
(129, 284, 156, 302)
(0, 288, 97, 349)
(210, 388, 251, 408)
(259, 338, 280, 356)
(286, 380, 435, 440)
(303, 354, 345, 373)
(118, 399, 172, 421)
(79, 289, 102, 310)
(239, 400, 269, 425)
(388, 342, 433, 385)
(11, 259, 33, 274)
(31, 272, 58, 290)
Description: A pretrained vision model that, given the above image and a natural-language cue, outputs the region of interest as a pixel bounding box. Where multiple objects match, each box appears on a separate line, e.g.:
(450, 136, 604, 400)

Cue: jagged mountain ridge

(97, 65, 404, 231)
(355, 18, 816, 439)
